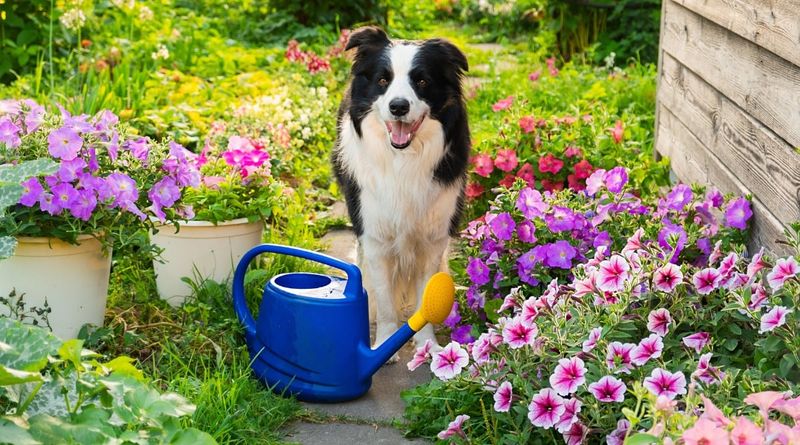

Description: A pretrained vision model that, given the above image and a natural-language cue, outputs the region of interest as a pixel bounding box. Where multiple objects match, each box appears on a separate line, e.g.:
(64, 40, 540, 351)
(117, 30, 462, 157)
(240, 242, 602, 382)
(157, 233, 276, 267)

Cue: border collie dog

(332, 27, 470, 353)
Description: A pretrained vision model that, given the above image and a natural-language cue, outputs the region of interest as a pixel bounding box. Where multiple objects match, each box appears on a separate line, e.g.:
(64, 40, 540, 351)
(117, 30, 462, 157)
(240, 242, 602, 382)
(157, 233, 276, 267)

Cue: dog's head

(345, 27, 468, 150)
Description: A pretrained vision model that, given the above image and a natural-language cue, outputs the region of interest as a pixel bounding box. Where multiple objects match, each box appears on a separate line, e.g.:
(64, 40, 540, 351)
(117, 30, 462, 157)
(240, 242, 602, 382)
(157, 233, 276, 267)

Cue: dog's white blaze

(376, 44, 428, 124)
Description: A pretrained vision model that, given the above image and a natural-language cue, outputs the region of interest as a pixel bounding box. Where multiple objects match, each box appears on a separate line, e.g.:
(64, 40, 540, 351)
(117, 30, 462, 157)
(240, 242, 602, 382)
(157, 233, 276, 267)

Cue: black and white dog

(332, 27, 470, 354)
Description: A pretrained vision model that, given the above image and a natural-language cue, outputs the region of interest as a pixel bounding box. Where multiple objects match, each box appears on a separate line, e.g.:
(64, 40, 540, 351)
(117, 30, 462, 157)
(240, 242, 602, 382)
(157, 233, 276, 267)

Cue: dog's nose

(389, 98, 410, 117)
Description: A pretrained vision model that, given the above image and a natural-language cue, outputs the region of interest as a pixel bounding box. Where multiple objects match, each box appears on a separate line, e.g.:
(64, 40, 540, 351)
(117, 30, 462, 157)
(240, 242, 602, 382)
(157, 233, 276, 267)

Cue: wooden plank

(653, 0, 670, 160)
(661, 1, 800, 148)
(656, 105, 792, 256)
(675, 0, 800, 67)
(658, 52, 800, 225)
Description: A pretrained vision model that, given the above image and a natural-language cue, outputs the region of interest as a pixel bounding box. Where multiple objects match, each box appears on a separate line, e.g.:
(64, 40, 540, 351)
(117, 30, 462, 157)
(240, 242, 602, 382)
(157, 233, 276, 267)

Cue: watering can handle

(232, 244, 363, 337)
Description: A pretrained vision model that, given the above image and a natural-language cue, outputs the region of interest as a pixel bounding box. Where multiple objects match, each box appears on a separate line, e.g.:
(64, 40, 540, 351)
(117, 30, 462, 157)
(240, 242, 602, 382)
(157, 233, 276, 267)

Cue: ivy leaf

(0, 365, 43, 386)
(0, 159, 58, 184)
(0, 318, 60, 372)
(0, 235, 18, 259)
(0, 418, 41, 445)
(0, 184, 24, 214)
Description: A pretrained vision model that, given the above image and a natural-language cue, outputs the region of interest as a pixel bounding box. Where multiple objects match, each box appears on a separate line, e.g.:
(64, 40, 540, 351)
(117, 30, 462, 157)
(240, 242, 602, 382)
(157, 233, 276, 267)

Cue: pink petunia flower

(654, 263, 684, 292)
(549, 357, 587, 396)
(647, 308, 672, 337)
(682, 419, 730, 445)
(746, 247, 769, 278)
(693, 268, 722, 295)
(573, 272, 599, 298)
(631, 334, 664, 366)
(407, 340, 433, 371)
(498, 288, 522, 313)
(610, 120, 624, 144)
(502, 316, 538, 349)
(749, 282, 769, 311)
(766, 256, 799, 291)
(700, 395, 733, 428)
(622, 228, 645, 253)
(588, 376, 627, 403)
(471, 332, 495, 364)
(520, 297, 540, 327)
(606, 341, 635, 374)
(492, 95, 514, 112)
(562, 421, 588, 445)
(643, 368, 687, 400)
(493, 381, 513, 412)
(472, 153, 494, 177)
(494, 149, 519, 172)
(744, 391, 786, 420)
(606, 419, 630, 445)
(465, 182, 484, 199)
(582, 327, 602, 353)
(555, 398, 582, 433)
(718, 252, 739, 278)
(437, 414, 469, 440)
(596, 255, 631, 292)
(585, 168, 607, 196)
(683, 332, 711, 354)
(694, 353, 725, 385)
(773, 396, 800, 421)
(529, 70, 541, 82)
(430, 342, 469, 381)
(527, 388, 566, 429)
(759, 306, 792, 334)
(519, 115, 536, 133)
(730, 416, 762, 445)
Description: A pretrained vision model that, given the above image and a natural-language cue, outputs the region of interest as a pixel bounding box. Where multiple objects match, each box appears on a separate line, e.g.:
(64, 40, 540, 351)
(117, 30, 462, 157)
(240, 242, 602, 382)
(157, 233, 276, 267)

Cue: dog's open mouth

(385, 114, 426, 149)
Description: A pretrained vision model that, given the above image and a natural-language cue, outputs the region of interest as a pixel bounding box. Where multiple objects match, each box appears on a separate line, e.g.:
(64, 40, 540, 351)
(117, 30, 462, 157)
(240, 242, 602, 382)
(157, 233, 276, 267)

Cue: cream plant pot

(151, 218, 264, 306)
(0, 235, 112, 339)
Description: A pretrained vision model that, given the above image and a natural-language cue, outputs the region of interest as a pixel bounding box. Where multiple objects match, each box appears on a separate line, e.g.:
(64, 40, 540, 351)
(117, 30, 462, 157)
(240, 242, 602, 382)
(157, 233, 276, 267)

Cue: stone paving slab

(283, 422, 429, 445)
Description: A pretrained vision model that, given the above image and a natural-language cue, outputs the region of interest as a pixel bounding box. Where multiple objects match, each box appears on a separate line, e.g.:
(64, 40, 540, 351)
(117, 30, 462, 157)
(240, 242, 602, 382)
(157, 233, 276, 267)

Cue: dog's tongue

(390, 121, 412, 146)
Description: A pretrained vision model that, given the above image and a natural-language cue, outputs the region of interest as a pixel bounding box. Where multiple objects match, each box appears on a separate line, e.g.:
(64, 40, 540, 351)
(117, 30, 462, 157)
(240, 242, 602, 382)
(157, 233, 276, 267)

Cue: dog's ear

(424, 38, 468, 73)
(345, 26, 390, 52)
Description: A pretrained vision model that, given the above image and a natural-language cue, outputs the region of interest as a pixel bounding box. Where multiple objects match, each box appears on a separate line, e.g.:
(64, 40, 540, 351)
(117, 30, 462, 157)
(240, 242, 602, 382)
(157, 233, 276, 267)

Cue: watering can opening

(271, 272, 347, 299)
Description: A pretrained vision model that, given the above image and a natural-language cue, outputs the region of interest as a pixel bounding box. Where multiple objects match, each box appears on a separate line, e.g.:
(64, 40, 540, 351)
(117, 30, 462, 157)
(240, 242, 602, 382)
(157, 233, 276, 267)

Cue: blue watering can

(232, 244, 455, 403)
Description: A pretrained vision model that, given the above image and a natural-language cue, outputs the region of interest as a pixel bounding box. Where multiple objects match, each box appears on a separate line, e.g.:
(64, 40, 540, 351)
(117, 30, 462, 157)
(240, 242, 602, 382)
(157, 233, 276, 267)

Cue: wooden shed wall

(654, 0, 800, 255)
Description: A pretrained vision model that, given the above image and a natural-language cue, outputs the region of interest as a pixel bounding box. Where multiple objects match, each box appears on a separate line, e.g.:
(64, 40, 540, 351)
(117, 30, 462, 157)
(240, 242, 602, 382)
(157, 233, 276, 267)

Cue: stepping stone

(284, 422, 428, 444)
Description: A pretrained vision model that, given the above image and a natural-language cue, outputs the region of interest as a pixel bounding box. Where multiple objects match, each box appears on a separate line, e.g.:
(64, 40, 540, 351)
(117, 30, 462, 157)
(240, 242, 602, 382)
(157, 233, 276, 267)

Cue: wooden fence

(654, 0, 800, 255)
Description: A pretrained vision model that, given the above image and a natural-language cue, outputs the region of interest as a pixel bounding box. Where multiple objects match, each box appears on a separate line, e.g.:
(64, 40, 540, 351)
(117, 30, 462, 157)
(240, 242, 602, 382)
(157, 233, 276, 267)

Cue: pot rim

(15, 234, 101, 244)
(151, 217, 263, 228)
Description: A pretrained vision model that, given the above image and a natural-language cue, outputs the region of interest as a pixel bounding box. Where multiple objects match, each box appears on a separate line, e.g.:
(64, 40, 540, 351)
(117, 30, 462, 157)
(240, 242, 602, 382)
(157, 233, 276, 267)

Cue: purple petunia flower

(544, 240, 577, 270)
(585, 169, 606, 196)
(665, 184, 693, 211)
(467, 257, 491, 285)
(658, 222, 688, 263)
(546, 206, 577, 232)
(47, 127, 83, 160)
(516, 219, 537, 243)
(68, 189, 97, 221)
(105, 172, 138, 208)
(724, 197, 752, 230)
(149, 176, 180, 221)
(19, 177, 44, 207)
(604, 167, 628, 193)
(39, 193, 61, 215)
(643, 368, 687, 400)
(126, 137, 150, 162)
(606, 419, 631, 445)
(0, 116, 22, 148)
(22, 100, 45, 134)
(51, 182, 78, 210)
(489, 212, 516, 241)
(443, 302, 460, 328)
(57, 158, 87, 182)
(451, 325, 474, 344)
(516, 187, 548, 219)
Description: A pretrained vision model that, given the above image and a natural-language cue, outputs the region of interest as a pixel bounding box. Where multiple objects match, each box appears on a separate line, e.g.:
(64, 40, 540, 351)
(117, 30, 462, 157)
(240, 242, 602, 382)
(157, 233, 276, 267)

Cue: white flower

(138, 5, 154, 21)
(151, 44, 170, 61)
(59, 9, 87, 30)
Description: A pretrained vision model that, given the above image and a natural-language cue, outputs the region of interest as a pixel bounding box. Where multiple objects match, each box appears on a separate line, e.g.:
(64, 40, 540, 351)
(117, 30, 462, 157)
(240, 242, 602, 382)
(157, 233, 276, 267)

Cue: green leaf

(0, 159, 59, 185)
(0, 319, 60, 372)
(0, 236, 17, 260)
(779, 355, 795, 377)
(102, 356, 144, 381)
(0, 365, 43, 386)
(57, 339, 84, 369)
(0, 184, 24, 214)
(625, 433, 659, 445)
(0, 418, 41, 445)
(169, 428, 217, 445)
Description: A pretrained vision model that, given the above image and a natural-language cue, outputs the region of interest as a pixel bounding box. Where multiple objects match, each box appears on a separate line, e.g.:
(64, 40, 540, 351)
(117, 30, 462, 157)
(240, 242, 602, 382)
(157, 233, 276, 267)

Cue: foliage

(0, 317, 216, 444)
(0, 1, 50, 83)
(0, 159, 58, 258)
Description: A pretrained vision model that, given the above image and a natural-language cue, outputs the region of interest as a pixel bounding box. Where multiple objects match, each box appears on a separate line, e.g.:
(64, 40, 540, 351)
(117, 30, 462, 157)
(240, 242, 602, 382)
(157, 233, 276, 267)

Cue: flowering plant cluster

(284, 29, 350, 74)
(406, 211, 799, 444)
(0, 100, 197, 245)
(450, 168, 749, 343)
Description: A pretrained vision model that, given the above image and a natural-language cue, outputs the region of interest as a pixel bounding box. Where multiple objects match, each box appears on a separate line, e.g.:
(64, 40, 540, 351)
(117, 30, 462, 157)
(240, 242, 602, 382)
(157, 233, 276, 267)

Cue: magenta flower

(631, 334, 664, 366)
(19, 177, 44, 207)
(653, 263, 683, 292)
(759, 306, 791, 334)
(555, 398, 582, 433)
(52, 182, 78, 209)
(596, 255, 631, 292)
(603, 167, 628, 193)
(494, 149, 518, 172)
(493, 381, 513, 412)
(39, 193, 61, 215)
(766, 256, 799, 291)
(683, 332, 711, 353)
(665, 183, 694, 211)
(430, 342, 469, 381)
(658, 222, 687, 263)
(516, 219, 537, 243)
(519, 115, 536, 133)
(466, 257, 490, 286)
(407, 340, 433, 371)
(610, 120, 624, 144)
(693, 268, 722, 295)
(647, 308, 672, 337)
(585, 168, 606, 196)
(489, 212, 516, 241)
(0, 116, 21, 148)
(492, 95, 514, 112)
(47, 127, 83, 160)
(148, 176, 180, 220)
(520, 297, 540, 327)
(545, 206, 577, 232)
(437, 414, 469, 440)
(718, 252, 739, 278)
(606, 341, 635, 374)
(68, 189, 97, 221)
(746, 247, 768, 278)
(57, 158, 87, 182)
(561, 421, 588, 445)
(588, 376, 626, 403)
(643, 368, 687, 400)
(105, 172, 138, 208)
(573, 272, 599, 298)
(544, 240, 577, 270)
(528, 70, 541, 82)
(748, 282, 768, 310)
(724, 197, 753, 230)
(502, 317, 538, 349)
(549, 357, 587, 396)
(730, 417, 763, 445)
(582, 327, 602, 353)
(606, 419, 630, 445)
(472, 153, 494, 177)
(527, 388, 566, 429)
(516, 187, 548, 219)
(694, 353, 725, 385)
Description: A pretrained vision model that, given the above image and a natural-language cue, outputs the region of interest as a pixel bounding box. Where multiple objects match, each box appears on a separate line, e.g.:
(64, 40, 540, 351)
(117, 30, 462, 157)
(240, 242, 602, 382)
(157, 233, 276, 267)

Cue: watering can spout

(359, 273, 455, 381)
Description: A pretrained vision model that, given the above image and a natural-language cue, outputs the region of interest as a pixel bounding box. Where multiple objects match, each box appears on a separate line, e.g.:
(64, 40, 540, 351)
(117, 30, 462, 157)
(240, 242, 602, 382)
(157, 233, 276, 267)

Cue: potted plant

(150, 134, 280, 306)
(0, 99, 197, 338)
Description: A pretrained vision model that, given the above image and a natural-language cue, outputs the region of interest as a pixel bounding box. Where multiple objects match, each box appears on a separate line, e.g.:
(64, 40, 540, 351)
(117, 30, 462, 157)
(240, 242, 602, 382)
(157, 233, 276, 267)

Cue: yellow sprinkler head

(408, 272, 455, 332)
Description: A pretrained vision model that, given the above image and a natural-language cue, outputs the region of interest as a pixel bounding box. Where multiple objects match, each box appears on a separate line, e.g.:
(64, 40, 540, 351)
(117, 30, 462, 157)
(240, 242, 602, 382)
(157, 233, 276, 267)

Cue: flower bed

(403, 171, 799, 443)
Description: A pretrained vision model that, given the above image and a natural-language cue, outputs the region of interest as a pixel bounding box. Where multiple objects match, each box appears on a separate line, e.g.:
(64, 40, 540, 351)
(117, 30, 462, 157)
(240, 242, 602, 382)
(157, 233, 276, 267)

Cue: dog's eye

(417, 79, 427, 88)
(378, 78, 388, 87)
